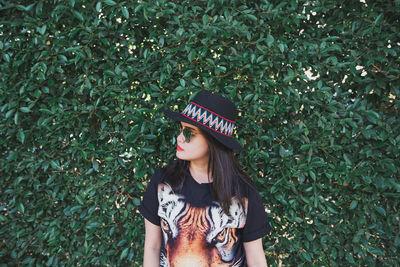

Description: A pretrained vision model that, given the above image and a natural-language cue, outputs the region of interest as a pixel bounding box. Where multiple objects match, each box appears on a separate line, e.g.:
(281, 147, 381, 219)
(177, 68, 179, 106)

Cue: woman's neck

(189, 162, 212, 183)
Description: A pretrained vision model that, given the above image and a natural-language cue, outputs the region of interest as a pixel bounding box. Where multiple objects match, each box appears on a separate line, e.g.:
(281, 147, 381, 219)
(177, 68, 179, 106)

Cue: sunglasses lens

(177, 123, 192, 143)
(182, 128, 191, 142)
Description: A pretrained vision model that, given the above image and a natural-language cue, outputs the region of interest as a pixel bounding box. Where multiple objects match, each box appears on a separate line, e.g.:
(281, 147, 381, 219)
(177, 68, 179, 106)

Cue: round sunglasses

(178, 124, 195, 143)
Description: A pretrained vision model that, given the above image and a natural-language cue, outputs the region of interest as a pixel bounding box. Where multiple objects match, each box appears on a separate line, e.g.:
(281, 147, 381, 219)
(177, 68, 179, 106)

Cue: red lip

(177, 145, 184, 151)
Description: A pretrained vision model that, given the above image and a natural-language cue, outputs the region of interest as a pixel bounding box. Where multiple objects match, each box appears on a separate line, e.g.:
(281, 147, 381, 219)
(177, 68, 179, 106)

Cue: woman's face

(176, 121, 209, 163)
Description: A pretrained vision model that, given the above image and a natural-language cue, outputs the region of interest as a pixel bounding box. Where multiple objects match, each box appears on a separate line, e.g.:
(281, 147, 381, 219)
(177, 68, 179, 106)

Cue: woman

(139, 90, 271, 266)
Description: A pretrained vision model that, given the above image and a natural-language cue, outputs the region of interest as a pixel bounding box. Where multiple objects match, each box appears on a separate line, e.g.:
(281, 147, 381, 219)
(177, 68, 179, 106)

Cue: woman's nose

(177, 130, 185, 143)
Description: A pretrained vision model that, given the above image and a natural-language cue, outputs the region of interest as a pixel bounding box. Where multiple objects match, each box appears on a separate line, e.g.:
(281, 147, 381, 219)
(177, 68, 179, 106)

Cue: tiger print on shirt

(157, 183, 248, 267)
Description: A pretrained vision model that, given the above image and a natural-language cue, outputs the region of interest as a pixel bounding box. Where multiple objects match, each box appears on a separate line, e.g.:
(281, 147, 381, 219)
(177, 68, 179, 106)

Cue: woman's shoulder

(154, 166, 167, 175)
(237, 174, 259, 197)
(152, 165, 178, 184)
(147, 167, 167, 183)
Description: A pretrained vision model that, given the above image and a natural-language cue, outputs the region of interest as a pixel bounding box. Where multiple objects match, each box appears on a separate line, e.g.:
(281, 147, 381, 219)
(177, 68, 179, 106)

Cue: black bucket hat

(163, 90, 243, 151)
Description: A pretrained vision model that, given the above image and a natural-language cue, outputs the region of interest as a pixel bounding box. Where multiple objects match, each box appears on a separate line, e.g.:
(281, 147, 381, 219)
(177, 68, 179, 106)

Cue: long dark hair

(162, 124, 255, 214)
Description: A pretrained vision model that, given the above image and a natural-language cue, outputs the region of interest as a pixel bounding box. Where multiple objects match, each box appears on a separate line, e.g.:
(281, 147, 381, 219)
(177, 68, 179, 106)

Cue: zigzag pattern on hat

(181, 102, 236, 136)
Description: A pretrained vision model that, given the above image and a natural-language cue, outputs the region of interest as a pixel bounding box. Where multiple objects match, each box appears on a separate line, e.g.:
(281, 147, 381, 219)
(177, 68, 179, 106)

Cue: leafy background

(1, 0, 399, 265)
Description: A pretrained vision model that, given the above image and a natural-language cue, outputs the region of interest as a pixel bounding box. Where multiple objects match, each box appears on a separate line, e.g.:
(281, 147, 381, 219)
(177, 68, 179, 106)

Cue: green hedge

(1, 0, 399, 265)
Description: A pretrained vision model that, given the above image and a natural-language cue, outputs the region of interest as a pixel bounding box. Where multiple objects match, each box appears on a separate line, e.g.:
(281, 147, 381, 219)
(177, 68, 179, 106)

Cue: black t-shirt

(139, 167, 271, 266)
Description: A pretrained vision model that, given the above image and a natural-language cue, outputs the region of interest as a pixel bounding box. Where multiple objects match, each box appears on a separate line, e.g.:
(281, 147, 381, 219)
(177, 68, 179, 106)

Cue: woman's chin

(176, 151, 184, 159)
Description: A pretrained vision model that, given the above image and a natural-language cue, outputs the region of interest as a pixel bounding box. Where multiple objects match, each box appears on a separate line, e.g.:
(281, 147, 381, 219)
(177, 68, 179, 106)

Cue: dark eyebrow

(180, 123, 198, 132)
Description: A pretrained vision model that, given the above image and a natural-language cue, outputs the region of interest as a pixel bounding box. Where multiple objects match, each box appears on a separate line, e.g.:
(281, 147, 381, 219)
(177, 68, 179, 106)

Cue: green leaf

(349, 200, 358, 210)
(142, 147, 155, 153)
(75, 195, 84, 205)
(375, 206, 386, 216)
(352, 229, 364, 243)
(368, 246, 384, 256)
(159, 37, 164, 47)
(202, 14, 209, 25)
(362, 175, 372, 184)
(343, 153, 352, 165)
(87, 222, 100, 229)
(279, 146, 291, 157)
(327, 206, 338, 214)
(283, 68, 295, 82)
(305, 231, 314, 241)
(184, 70, 193, 77)
(279, 43, 285, 53)
(247, 14, 257, 22)
(6, 108, 15, 118)
(120, 247, 129, 259)
(176, 28, 184, 36)
(374, 13, 383, 25)
(134, 4, 142, 13)
(18, 203, 25, 214)
(0, 215, 7, 222)
(14, 112, 19, 125)
(37, 25, 46, 35)
(364, 110, 380, 124)
(294, 217, 303, 223)
(96, 2, 101, 11)
(300, 144, 311, 151)
(17, 130, 25, 144)
(16, 5, 29, 11)
(143, 134, 156, 139)
(46, 175, 56, 185)
(104, 70, 115, 76)
(104, 0, 117, 5)
(346, 252, 356, 264)
(93, 160, 99, 171)
(3, 53, 10, 62)
(143, 6, 148, 20)
(132, 197, 140, 206)
(301, 251, 311, 262)
(72, 10, 84, 22)
(122, 6, 129, 19)
(244, 94, 254, 102)
(188, 50, 196, 61)
(50, 161, 62, 170)
(117, 240, 127, 247)
(309, 170, 316, 181)
(19, 107, 31, 113)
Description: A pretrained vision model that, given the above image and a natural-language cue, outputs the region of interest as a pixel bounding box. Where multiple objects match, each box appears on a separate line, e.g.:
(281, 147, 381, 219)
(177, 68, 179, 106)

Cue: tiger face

(158, 184, 248, 267)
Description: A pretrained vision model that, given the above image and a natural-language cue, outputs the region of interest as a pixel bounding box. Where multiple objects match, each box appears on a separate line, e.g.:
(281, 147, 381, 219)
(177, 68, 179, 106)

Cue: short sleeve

(138, 169, 163, 226)
(242, 186, 271, 242)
